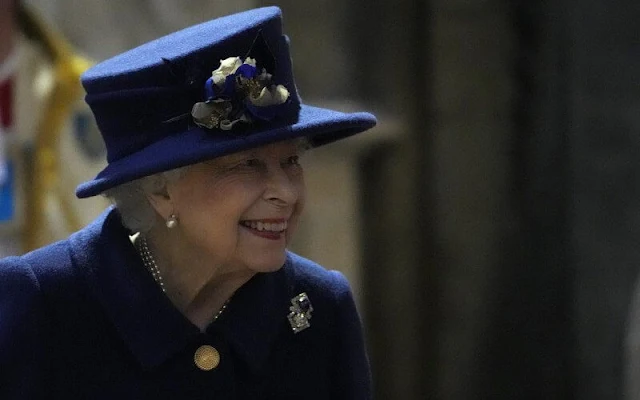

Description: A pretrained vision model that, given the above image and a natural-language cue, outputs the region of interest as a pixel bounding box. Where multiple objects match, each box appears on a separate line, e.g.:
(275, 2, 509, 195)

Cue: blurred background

(20, 0, 640, 398)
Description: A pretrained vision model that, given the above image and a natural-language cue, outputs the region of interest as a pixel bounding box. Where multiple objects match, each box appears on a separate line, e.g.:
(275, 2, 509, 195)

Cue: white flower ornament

(191, 56, 290, 130)
(211, 57, 243, 86)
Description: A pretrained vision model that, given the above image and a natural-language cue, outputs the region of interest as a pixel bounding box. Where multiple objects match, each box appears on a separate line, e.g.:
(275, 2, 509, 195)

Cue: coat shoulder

(0, 241, 77, 334)
(0, 253, 52, 395)
(21, 238, 77, 285)
(0, 255, 42, 309)
(285, 251, 353, 302)
(0, 238, 73, 305)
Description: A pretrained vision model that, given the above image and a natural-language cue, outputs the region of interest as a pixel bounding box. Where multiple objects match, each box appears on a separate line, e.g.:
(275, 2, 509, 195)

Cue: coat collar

(70, 207, 293, 373)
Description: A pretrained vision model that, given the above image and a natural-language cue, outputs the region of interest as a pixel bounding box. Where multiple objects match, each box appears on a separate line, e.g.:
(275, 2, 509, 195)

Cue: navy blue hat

(76, 6, 376, 198)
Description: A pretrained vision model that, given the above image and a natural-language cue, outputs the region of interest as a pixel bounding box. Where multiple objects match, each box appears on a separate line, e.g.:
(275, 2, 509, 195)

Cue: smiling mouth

(240, 220, 288, 240)
(240, 220, 288, 232)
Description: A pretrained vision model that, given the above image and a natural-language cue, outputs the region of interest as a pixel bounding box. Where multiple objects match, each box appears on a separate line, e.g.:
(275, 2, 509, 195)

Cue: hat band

(85, 84, 301, 163)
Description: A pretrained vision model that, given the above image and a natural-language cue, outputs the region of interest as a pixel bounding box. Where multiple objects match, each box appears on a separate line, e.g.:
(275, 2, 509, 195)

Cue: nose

(263, 164, 299, 207)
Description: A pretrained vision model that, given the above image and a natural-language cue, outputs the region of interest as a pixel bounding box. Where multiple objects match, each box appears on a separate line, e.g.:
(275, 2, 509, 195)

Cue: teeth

(242, 220, 287, 232)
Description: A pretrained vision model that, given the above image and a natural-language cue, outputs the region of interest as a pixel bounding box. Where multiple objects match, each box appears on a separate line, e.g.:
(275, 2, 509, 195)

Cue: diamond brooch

(287, 292, 313, 334)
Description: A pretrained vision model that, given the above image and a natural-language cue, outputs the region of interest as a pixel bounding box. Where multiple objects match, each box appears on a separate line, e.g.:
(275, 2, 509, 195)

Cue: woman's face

(166, 140, 306, 274)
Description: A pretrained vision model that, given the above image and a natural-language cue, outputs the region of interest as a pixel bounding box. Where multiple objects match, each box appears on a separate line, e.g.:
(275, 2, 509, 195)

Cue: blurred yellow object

(18, 5, 95, 251)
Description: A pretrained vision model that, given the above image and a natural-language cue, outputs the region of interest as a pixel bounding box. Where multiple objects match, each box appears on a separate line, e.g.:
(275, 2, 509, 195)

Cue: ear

(145, 185, 174, 222)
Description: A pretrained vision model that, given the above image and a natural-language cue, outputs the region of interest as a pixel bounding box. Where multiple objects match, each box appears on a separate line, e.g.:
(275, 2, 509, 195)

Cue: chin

(247, 252, 287, 273)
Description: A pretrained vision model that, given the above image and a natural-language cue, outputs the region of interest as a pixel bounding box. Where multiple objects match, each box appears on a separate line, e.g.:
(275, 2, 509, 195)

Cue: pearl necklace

(137, 236, 166, 292)
(136, 236, 229, 323)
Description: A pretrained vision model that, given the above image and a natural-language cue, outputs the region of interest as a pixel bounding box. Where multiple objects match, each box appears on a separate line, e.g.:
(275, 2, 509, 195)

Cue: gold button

(194, 345, 220, 371)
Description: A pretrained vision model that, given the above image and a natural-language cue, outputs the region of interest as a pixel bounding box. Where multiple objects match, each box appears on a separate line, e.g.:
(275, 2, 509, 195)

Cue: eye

(243, 158, 262, 167)
(285, 155, 300, 166)
(229, 158, 264, 171)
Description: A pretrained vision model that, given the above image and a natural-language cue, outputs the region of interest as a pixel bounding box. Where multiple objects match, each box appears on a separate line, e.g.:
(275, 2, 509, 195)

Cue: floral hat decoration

(190, 33, 292, 131)
(75, 7, 376, 198)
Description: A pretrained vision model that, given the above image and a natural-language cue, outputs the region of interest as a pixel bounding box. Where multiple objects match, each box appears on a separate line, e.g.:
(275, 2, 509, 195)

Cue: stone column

(566, 1, 640, 399)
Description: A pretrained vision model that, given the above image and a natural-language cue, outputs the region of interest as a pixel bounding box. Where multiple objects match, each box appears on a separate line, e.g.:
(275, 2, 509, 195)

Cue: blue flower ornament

(191, 57, 291, 130)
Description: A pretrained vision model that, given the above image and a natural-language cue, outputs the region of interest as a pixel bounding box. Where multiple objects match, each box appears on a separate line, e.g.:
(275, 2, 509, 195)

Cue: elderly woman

(0, 7, 376, 400)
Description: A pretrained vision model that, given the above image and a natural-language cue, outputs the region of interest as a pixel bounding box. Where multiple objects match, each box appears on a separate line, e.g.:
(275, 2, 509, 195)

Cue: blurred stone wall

(428, 1, 515, 398)
(432, 0, 640, 399)
(566, 1, 640, 399)
(486, 1, 640, 399)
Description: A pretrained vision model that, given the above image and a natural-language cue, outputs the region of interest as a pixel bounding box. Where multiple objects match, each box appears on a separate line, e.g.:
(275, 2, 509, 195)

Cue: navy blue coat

(0, 208, 371, 399)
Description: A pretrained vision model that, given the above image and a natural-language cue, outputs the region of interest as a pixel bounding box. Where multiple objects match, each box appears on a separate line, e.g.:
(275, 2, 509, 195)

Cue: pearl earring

(166, 214, 178, 229)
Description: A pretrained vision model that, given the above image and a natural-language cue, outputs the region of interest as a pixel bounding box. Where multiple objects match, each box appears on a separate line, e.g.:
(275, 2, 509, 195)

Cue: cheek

(173, 182, 233, 236)
(295, 182, 306, 216)
(287, 178, 307, 236)
(179, 200, 242, 260)
(182, 183, 262, 235)
(294, 172, 307, 209)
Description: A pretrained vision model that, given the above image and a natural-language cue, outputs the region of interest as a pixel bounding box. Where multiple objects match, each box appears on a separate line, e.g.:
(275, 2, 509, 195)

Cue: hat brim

(75, 104, 376, 198)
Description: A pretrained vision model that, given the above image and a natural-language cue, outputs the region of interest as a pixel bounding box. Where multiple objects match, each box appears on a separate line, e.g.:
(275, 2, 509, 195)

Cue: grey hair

(103, 168, 185, 233)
